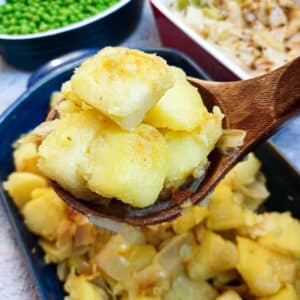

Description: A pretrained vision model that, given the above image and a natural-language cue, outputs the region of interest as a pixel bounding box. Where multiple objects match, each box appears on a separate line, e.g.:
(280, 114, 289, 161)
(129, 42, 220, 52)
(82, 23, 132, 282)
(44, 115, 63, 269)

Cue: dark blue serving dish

(0, 48, 299, 300)
(0, 0, 143, 71)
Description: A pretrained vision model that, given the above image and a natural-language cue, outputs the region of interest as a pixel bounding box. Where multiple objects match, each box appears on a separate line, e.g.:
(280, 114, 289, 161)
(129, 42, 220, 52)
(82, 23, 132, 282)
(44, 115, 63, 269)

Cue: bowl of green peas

(0, 0, 143, 70)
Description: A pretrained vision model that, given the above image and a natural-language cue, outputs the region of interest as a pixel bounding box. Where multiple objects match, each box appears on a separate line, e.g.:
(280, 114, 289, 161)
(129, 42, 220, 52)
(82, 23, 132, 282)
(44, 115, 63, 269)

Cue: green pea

(0, 0, 120, 34)
(39, 23, 48, 31)
(20, 25, 30, 34)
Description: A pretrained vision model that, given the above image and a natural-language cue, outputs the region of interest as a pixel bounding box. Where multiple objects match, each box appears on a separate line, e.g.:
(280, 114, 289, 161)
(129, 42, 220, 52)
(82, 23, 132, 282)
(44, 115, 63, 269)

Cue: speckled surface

(0, 1, 299, 299)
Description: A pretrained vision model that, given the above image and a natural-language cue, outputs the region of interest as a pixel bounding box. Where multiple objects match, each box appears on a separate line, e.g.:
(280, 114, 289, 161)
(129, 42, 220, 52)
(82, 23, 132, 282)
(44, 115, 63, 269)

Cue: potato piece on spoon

(38, 111, 168, 208)
(145, 67, 208, 132)
(69, 47, 175, 130)
(84, 122, 168, 208)
(38, 111, 101, 199)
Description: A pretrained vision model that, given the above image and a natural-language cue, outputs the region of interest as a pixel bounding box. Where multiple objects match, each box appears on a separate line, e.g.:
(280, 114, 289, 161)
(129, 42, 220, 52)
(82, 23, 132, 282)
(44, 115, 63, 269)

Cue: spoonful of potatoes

(37, 47, 300, 229)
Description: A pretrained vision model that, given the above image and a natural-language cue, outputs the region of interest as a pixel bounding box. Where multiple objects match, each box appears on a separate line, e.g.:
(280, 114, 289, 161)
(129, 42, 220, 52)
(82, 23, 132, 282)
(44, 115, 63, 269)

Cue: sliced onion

(119, 224, 146, 245)
(217, 129, 246, 153)
(154, 232, 194, 277)
(130, 263, 170, 299)
(95, 235, 130, 281)
(74, 223, 96, 248)
(33, 120, 58, 138)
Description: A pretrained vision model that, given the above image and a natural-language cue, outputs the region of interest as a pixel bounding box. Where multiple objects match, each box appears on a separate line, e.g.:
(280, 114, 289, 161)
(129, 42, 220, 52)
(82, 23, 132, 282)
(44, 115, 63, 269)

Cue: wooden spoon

(50, 57, 300, 230)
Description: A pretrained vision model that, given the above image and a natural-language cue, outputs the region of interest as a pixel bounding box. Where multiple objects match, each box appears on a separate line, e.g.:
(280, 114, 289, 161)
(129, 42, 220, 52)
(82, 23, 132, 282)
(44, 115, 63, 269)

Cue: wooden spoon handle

(182, 59, 300, 210)
(269, 56, 300, 118)
(190, 57, 300, 143)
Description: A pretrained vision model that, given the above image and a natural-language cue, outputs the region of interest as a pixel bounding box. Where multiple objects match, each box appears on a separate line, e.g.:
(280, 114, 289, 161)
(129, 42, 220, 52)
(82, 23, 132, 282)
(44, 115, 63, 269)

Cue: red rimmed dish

(150, 0, 300, 81)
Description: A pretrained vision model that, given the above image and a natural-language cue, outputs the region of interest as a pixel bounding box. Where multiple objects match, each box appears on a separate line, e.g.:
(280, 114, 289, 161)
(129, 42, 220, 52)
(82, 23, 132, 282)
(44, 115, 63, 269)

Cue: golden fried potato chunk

(207, 184, 246, 230)
(65, 275, 107, 300)
(258, 213, 300, 257)
(4, 172, 48, 208)
(163, 130, 209, 187)
(145, 67, 208, 131)
(22, 187, 66, 241)
(61, 81, 82, 106)
(163, 107, 223, 187)
(187, 231, 238, 280)
(13, 142, 41, 174)
(227, 153, 261, 186)
(38, 111, 168, 208)
(172, 206, 208, 234)
(85, 122, 168, 208)
(236, 237, 296, 297)
(56, 100, 80, 118)
(164, 274, 217, 300)
(70, 47, 175, 130)
(38, 110, 101, 199)
(239, 212, 300, 257)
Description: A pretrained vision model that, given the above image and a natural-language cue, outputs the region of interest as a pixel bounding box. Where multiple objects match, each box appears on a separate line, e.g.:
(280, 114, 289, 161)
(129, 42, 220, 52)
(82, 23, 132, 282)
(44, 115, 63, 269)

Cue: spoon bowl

(50, 57, 300, 228)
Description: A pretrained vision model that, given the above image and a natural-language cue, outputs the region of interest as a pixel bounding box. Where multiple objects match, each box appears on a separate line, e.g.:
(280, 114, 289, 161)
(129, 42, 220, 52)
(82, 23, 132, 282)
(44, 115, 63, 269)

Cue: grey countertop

(0, 2, 299, 299)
